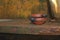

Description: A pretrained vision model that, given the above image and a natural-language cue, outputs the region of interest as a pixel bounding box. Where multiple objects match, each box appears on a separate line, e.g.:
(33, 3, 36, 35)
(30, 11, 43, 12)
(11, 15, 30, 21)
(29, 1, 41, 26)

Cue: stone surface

(0, 19, 60, 35)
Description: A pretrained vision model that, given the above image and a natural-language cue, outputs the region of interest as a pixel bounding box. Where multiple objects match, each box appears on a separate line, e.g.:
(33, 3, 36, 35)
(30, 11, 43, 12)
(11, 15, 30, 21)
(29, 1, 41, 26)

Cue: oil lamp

(29, 14, 47, 25)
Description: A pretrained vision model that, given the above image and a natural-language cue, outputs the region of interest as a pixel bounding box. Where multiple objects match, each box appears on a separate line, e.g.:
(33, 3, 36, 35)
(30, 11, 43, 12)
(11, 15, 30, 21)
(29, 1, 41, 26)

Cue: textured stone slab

(0, 19, 60, 35)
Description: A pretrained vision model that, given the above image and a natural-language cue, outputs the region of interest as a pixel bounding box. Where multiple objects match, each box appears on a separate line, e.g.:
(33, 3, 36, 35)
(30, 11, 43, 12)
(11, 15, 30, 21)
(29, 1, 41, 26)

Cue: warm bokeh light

(51, 0, 57, 13)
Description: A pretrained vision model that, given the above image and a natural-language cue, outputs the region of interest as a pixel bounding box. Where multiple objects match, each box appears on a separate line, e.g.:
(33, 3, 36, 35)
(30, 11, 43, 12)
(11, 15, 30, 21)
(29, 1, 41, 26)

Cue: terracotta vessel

(30, 14, 47, 25)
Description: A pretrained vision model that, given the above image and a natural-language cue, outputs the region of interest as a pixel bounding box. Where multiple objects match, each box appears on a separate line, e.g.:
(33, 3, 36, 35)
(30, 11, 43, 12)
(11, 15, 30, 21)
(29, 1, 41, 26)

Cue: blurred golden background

(1, 0, 60, 19)
(0, 0, 48, 19)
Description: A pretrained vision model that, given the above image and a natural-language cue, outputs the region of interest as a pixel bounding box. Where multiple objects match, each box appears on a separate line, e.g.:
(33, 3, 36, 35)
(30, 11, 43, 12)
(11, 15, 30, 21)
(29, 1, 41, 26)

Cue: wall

(0, 0, 48, 19)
